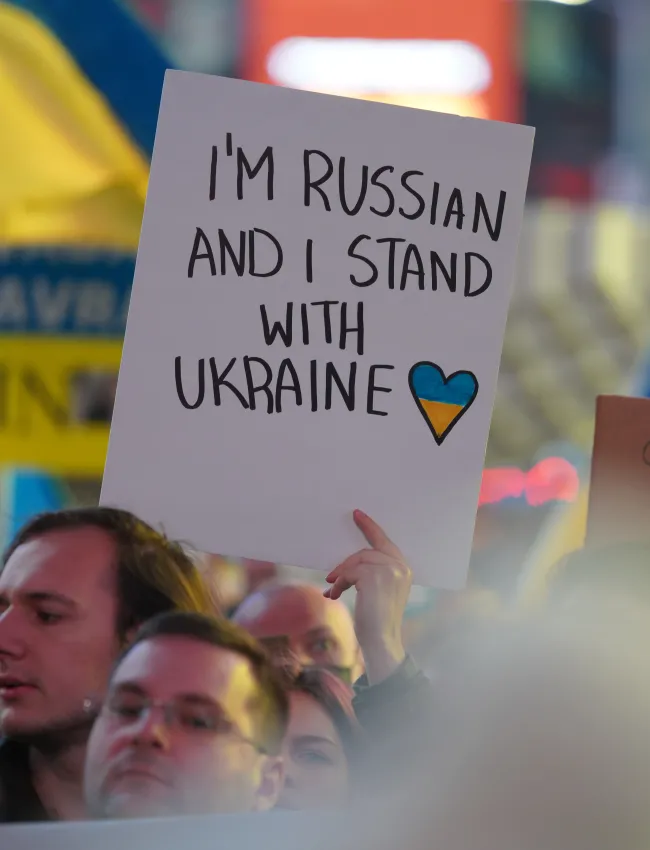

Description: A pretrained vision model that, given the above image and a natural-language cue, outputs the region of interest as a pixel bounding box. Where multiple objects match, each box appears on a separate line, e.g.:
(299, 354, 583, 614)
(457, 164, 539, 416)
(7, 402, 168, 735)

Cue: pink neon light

(479, 458, 579, 507)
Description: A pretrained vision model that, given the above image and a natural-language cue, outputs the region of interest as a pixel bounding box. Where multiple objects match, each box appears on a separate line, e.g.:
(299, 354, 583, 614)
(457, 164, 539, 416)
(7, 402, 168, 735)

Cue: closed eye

(309, 638, 336, 654)
(35, 610, 64, 625)
(181, 713, 219, 732)
(114, 705, 143, 720)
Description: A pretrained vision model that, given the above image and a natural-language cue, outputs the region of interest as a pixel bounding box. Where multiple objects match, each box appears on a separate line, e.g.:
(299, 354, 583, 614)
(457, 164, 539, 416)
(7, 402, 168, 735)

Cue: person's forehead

(113, 636, 259, 704)
(289, 691, 340, 744)
(0, 528, 115, 597)
(244, 587, 350, 638)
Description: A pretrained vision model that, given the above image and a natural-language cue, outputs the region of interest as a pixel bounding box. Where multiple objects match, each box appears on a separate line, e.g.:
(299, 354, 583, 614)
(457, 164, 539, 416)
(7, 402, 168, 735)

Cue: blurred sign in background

(241, 0, 517, 122)
(0, 249, 129, 475)
(2, 0, 650, 603)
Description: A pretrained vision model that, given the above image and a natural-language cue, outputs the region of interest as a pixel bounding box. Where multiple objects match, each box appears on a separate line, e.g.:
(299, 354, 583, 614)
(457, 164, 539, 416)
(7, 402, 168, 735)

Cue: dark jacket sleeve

(351, 656, 433, 785)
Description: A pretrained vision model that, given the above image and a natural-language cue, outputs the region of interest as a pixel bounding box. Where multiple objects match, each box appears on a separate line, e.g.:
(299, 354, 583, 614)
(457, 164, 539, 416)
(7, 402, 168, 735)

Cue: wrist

(362, 641, 406, 686)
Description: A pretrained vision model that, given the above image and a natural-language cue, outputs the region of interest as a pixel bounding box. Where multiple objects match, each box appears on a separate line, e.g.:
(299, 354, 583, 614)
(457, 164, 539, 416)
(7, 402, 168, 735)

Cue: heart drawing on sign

(408, 362, 479, 446)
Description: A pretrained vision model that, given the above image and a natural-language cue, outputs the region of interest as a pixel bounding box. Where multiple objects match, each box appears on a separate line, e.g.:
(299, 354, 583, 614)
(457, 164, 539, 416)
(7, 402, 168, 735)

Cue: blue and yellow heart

(408, 362, 479, 446)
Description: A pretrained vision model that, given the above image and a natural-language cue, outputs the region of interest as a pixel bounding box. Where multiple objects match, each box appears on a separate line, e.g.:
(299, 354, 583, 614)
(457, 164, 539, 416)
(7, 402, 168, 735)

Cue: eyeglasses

(103, 691, 268, 754)
(258, 637, 353, 685)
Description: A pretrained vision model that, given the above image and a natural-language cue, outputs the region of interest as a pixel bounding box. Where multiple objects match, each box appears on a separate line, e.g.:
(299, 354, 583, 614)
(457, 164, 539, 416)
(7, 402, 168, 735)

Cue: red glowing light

(479, 458, 579, 507)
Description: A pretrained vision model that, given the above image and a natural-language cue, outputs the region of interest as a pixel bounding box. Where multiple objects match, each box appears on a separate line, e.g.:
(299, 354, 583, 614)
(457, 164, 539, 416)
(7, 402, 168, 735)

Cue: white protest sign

(101, 70, 533, 588)
(2, 811, 332, 850)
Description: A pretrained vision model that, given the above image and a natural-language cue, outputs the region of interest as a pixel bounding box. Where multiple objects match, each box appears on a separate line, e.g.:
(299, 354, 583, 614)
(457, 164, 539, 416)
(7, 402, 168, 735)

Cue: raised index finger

(353, 509, 402, 558)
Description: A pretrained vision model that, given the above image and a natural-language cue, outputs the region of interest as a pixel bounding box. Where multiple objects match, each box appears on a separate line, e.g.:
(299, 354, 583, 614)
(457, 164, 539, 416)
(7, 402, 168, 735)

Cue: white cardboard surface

(2, 811, 334, 850)
(101, 70, 533, 588)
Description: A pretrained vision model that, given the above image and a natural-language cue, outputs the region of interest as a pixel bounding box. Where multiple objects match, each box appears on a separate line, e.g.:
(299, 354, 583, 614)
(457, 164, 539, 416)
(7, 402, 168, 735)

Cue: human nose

(128, 704, 172, 751)
(283, 646, 317, 677)
(283, 767, 297, 789)
(0, 605, 27, 660)
(295, 646, 317, 668)
(273, 636, 307, 667)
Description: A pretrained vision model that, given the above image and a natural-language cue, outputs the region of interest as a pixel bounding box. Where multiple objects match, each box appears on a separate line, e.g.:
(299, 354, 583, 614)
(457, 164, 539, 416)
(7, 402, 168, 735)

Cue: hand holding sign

(325, 510, 411, 685)
(100, 71, 534, 587)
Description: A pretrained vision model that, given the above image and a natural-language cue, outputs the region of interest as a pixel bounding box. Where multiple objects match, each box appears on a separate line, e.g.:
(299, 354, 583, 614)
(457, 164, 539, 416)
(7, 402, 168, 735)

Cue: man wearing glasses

(84, 612, 288, 818)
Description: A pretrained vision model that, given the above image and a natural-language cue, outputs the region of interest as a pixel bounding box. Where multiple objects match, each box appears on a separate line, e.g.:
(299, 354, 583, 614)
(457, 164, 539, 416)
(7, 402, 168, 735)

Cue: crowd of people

(0, 506, 429, 822)
(1, 503, 649, 849)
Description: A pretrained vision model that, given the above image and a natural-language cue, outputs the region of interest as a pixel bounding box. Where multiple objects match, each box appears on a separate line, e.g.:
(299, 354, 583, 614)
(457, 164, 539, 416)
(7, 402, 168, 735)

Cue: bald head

(233, 583, 363, 682)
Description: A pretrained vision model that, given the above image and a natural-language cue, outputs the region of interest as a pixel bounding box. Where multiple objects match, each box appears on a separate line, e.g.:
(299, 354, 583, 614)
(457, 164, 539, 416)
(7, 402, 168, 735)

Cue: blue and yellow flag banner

(0, 249, 128, 475)
(6, 0, 169, 158)
(0, 0, 169, 248)
(0, 467, 67, 550)
(0, 0, 169, 475)
(0, 247, 132, 337)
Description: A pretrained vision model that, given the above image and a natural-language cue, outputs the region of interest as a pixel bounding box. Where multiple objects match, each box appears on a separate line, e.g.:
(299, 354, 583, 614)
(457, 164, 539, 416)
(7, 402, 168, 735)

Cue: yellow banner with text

(0, 336, 121, 475)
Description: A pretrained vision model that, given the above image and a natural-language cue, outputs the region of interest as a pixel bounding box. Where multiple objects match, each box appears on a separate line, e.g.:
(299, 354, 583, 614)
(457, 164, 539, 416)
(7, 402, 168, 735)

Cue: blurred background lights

(528, 0, 593, 5)
(267, 38, 493, 97)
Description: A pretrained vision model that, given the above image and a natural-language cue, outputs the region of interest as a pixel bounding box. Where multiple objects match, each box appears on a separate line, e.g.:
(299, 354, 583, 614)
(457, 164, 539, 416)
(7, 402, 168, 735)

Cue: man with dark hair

(0, 507, 215, 822)
(84, 612, 287, 818)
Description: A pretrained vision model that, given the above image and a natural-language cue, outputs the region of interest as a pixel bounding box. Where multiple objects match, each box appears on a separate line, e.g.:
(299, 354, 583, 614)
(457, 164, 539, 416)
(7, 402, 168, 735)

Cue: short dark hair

(3, 507, 216, 640)
(119, 612, 289, 755)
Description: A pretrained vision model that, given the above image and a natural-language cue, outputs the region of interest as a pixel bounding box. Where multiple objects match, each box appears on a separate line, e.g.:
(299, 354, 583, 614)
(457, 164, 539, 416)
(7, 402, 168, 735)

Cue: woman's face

(277, 692, 349, 810)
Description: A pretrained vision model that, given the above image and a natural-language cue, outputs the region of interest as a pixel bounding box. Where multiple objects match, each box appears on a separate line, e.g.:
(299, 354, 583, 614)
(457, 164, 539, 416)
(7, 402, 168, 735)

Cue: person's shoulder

(0, 738, 13, 822)
(0, 738, 42, 823)
(0, 736, 29, 766)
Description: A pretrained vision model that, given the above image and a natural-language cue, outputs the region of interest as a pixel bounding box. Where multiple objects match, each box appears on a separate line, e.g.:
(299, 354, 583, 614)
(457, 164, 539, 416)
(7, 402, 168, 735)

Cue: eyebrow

(28, 591, 77, 608)
(112, 681, 148, 697)
(112, 682, 218, 707)
(259, 635, 290, 646)
(259, 629, 335, 640)
(174, 693, 220, 707)
(305, 628, 337, 640)
(0, 590, 78, 611)
(292, 734, 338, 748)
